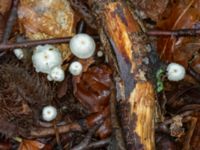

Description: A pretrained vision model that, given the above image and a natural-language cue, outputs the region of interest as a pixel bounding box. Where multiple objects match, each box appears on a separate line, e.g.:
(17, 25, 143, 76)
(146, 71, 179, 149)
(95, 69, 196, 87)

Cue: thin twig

(187, 65, 200, 82)
(53, 121, 62, 149)
(30, 122, 82, 138)
(147, 29, 200, 37)
(71, 125, 100, 150)
(182, 117, 197, 150)
(83, 138, 110, 150)
(77, 20, 86, 33)
(0, 35, 99, 51)
(159, 111, 196, 127)
(2, 0, 19, 44)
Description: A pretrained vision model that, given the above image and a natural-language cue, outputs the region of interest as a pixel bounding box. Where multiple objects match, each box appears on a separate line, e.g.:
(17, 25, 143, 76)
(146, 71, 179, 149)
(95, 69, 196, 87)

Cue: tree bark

(96, 1, 158, 150)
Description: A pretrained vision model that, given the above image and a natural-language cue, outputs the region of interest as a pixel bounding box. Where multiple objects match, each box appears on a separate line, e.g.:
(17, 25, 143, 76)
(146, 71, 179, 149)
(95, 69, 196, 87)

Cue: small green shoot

(156, 68, 165, 93)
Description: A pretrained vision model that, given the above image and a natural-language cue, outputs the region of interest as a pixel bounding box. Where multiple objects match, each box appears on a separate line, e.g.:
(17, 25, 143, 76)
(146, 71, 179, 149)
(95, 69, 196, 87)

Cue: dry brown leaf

(18, 0, 75, 62)
(156, 0, 200, 67)
(18, 139, 45, 150)
(0, 0, 12, 15)
(0, 0, 12, 41)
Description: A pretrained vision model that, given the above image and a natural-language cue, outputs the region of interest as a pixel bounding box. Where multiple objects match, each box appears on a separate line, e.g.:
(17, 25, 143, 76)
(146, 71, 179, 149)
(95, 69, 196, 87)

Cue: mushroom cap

(97, 50, 104, 57)
(32, 44, 62, 74)
(14, 48, 24, 60)
(49, 66, 65, 82)
(69, 33, 96, 59)
(167, 63, 186, 81)
(42, 105, 57, 122)
(69, 61, 83, 76)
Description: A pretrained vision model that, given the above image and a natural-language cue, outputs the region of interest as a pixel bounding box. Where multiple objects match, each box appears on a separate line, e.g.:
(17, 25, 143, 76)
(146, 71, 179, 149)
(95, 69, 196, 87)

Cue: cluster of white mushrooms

(68, 33, 96, 75)
(13, 33, 96, 82)
(13, 33, 97, 121)
(13, 33, 186, 121)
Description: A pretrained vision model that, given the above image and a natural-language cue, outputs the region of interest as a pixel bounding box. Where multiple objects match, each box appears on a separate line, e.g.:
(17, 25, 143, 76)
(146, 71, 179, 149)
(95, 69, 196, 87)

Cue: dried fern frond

(0, 63, 55, 137)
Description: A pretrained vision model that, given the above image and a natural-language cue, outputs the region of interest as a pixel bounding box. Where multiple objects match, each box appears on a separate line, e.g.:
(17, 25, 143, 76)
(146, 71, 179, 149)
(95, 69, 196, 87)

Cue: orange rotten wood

(103, 2, 156, 150)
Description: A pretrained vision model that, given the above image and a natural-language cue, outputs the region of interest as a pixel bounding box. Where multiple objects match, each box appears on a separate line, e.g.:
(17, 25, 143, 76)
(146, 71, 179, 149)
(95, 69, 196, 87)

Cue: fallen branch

(94, 1, 157, 149)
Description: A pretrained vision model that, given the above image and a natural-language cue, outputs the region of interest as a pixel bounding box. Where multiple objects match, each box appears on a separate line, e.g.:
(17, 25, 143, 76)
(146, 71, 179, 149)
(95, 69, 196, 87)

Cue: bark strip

(101, 2, 156, 150)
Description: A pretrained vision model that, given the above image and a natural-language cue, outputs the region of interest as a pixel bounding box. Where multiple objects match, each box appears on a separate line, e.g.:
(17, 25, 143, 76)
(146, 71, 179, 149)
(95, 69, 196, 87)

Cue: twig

(0, 35, 99, 51)
(77, 20, 86, 33)
(167, 85, 199, 105)
(2, 0, 19, 44)
(182, 117, 197, 150)
(31, 122, 82, 138)
(53, 121, 62, 149)
(158, 111, 196, 127)
(83, 138, 110, 150)
(71, 125, 100, 150)
(187, 65, 200, 82)
(147, 29, 200, 37)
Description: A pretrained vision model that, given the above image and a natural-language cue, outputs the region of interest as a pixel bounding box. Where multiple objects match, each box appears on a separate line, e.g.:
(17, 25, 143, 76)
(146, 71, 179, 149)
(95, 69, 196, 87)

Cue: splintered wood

(103, 2, 156, 150)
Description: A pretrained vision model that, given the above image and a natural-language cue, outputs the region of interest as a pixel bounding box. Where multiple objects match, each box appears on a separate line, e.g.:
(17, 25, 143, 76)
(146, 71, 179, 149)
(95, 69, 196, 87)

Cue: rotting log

(92, 1, 158, 149)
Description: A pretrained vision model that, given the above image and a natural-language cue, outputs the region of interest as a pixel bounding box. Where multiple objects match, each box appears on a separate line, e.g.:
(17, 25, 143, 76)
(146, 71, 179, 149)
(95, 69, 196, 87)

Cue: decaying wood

(91, 1, 158, 149)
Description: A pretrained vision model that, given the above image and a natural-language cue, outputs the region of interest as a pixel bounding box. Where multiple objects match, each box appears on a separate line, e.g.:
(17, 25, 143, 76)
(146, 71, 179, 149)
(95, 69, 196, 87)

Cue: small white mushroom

(13, 48, 24, 60)
(48, 66, 65, 82)
(32, 44, 62, 74)
(167, 63, 186, 81)
(47, 74, 53, 81)
(69, 61, 83, 76)
(97, 50, 104, 57)
(42, 105, 57, 122)
(69, 33, 96, 59)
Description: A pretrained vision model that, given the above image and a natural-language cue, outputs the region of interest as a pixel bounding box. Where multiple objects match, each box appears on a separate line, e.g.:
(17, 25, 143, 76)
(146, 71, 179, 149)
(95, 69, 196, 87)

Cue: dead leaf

(156, 0, 200, 67)
(0, 0, 12, 41)
(73, 64, 112, 113)
(18, 0, 76, 62)
(0, 0, 12, 15)
(18, 139, 45, 150)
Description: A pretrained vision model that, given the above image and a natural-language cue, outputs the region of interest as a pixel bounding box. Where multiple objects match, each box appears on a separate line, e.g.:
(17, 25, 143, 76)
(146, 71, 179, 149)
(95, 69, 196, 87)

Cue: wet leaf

(73, 64, 113, 113)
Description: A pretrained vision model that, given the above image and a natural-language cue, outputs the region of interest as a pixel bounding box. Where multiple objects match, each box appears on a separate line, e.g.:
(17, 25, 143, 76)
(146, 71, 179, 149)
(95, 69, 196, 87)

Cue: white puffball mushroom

(69, 33, 96, 59)
(167, 63, 186, 81)
(97, 50, 104, 57)
(13, 48, 24, 60)
(32, 44, 62, 74)
(49, 66, 65, 82)
(69, 61, 83, 76)
(42, 105, 57, 122)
